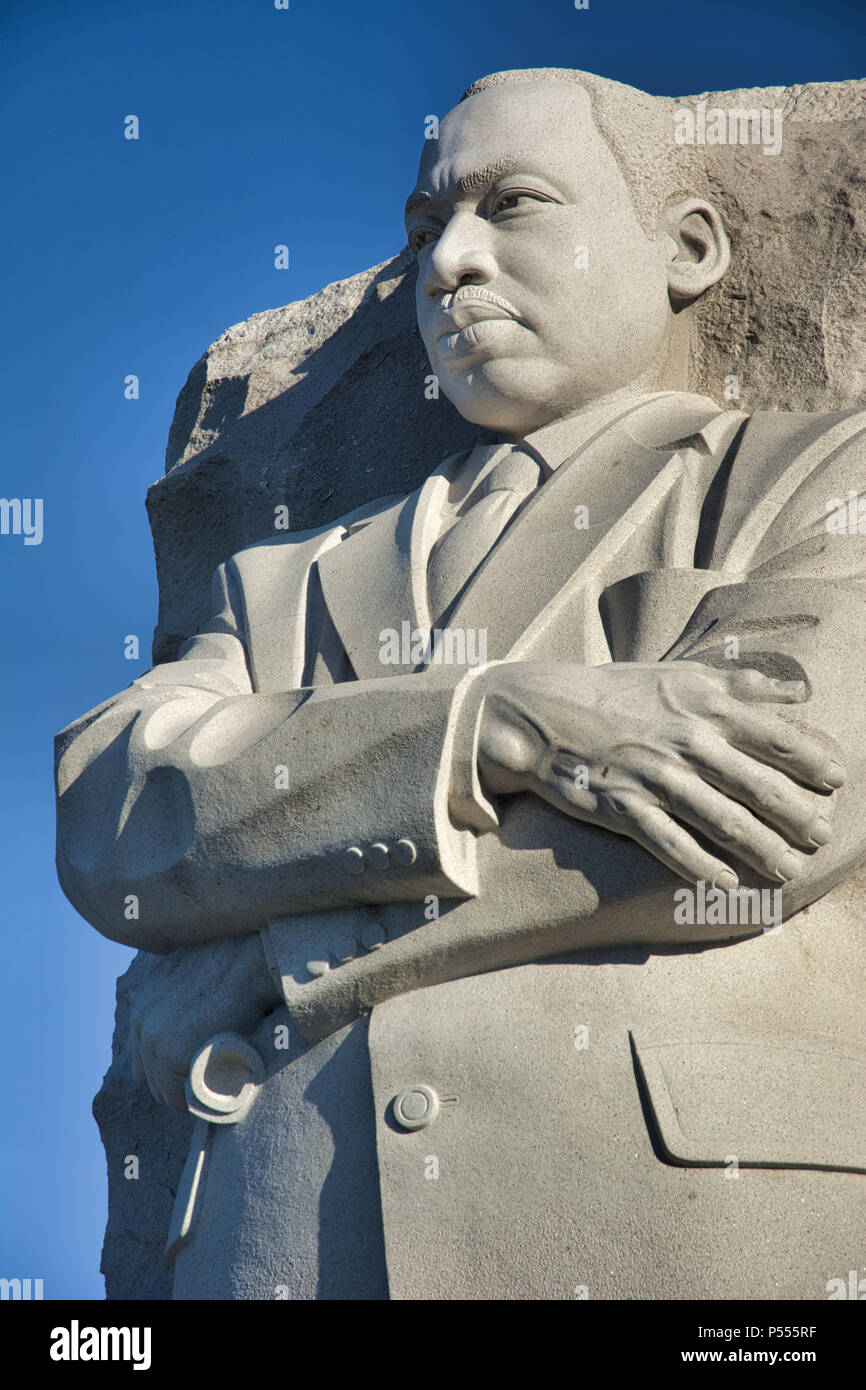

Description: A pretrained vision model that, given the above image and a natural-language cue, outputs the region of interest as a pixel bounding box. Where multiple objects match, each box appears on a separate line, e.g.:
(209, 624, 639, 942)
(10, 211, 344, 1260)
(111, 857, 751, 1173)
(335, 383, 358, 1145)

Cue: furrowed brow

(404, 154, 539, 223)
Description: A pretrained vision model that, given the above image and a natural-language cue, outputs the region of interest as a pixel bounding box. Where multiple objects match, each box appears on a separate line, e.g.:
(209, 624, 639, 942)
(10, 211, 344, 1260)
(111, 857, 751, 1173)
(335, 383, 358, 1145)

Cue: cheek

(559, 236, 668, 356)
(416, 293, 439, 365)
(506, 208, 661, 289)
(496, 218, 585, 295)
(495, 221, 639, 353)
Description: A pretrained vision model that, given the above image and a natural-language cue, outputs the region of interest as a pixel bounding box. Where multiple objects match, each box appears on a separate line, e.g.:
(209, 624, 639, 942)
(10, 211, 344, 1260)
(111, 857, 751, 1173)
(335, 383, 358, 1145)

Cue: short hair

(460, 68, 705, 237)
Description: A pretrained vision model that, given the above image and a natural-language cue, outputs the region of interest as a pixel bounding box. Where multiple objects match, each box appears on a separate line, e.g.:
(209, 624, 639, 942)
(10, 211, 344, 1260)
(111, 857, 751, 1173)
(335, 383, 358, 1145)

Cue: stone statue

(55, 68, 866, 1300)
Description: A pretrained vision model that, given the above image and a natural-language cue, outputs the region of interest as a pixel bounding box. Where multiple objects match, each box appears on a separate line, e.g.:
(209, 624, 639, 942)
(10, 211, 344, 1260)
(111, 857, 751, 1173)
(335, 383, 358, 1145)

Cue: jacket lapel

(316, 399, 737, 677)
(231, 528, 344, 691)
(316, 453, 470, 679)
(447, 411, 697, 662)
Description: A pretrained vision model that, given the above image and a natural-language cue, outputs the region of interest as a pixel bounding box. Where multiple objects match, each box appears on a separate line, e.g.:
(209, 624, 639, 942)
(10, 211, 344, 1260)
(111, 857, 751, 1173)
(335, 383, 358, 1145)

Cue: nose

(421, 210, 498, 301)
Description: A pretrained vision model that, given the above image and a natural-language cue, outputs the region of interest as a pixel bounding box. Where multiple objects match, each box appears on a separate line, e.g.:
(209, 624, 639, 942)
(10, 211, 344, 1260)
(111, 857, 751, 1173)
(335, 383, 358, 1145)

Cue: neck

(500, 312, 695, 443)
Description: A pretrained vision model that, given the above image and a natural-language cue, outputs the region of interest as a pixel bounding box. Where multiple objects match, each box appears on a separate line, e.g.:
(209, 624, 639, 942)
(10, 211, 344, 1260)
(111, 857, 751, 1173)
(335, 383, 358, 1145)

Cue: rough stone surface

(94, 954, 193, 1300)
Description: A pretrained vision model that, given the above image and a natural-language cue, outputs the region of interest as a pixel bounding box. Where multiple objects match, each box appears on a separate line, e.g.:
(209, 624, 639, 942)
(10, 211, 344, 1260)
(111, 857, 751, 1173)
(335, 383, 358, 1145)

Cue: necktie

(427, 443, 542, 623)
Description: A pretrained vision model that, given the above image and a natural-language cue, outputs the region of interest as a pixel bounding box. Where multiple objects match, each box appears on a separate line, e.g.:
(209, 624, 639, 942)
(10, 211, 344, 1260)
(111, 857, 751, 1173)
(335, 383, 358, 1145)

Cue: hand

(476, 661, 844, 889)
(129, 932, 282, 1113)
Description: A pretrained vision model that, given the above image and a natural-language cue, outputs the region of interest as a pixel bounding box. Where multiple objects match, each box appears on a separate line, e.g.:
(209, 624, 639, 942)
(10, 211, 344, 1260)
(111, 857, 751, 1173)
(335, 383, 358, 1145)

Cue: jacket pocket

(631, 1033, 866, 1173)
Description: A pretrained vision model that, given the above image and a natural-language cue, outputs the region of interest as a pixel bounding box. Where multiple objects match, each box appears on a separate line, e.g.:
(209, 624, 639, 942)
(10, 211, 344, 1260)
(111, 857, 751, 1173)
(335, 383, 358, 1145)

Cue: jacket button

(393, 1084, 439, 1131)
(342, 846, 366, 875)
(367, 842, 390, 870)
(333, 933, 356, 963)
(360, 923, 386, 951)
(393, 838, 418, 866)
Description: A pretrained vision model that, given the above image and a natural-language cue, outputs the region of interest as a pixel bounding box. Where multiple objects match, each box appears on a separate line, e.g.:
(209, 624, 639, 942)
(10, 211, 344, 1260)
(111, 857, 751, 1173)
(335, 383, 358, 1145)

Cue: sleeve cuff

(446, 662, 502, 834)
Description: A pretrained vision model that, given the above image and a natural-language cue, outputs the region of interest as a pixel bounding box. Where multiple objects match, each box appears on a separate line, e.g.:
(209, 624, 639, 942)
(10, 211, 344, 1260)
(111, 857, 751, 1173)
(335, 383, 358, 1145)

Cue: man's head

(406, 69, 729, 437)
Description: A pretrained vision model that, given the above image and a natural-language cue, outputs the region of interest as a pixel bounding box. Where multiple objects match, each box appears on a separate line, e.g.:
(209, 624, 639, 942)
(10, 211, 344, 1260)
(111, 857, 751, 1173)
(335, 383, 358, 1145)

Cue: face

(405, 81, 673, 437)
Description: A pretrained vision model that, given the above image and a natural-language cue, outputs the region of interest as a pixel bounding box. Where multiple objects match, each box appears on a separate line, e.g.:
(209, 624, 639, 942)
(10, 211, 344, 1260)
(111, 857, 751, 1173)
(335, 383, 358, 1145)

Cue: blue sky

(1, 0, 863, 1299)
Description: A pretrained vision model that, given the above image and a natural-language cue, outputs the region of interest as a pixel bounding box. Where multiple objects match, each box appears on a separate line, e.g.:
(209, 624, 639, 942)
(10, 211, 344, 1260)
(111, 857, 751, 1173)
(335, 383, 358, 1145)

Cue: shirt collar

(506, 390, 729, 478)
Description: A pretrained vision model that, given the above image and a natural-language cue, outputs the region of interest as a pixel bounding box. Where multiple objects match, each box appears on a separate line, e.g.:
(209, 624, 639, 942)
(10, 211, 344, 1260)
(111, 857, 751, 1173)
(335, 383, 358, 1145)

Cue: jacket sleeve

(55, 558, 493, 953)
(665, 409, 866, 916)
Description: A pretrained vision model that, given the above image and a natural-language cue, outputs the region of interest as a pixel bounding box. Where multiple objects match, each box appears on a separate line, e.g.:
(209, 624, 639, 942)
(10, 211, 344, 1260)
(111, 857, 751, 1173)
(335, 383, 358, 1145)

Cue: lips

(434, 286, 523, 340)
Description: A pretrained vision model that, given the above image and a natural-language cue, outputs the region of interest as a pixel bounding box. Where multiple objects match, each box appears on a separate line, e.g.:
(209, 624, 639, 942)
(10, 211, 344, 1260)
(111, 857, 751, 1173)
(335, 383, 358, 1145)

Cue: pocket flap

(632, 1034, 866, 1172)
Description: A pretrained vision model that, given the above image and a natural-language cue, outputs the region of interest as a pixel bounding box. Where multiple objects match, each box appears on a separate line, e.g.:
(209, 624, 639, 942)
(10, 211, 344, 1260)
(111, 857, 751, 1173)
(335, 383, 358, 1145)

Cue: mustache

(438, 285, 522, 318)
(431, 285, 526, 346)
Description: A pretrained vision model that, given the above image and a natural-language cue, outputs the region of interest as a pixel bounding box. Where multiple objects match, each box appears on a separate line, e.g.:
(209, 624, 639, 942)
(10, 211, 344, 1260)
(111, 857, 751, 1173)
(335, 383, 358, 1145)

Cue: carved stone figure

(56, 68, 866, 1300)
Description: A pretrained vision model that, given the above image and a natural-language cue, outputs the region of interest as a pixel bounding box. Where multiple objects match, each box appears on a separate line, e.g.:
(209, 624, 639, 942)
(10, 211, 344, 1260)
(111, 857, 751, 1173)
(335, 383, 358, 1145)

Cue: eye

(408, 226, 439, 255)
(490, 189, 554, 216)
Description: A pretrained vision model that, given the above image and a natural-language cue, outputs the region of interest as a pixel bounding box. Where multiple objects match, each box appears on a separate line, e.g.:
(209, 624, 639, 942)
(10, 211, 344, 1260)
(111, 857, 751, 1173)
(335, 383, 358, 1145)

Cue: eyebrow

(404, 153, 543, 222)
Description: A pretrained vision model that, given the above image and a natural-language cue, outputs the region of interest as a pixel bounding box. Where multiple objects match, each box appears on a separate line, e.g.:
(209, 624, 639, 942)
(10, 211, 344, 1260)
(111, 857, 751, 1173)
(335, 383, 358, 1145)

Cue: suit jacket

(55, 392, 866, 1299)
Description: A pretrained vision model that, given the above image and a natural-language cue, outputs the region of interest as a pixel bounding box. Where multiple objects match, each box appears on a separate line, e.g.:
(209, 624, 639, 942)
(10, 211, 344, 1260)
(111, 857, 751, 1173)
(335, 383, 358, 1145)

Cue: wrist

(477, 683, 550, 796)
(448, 662, 503, 832)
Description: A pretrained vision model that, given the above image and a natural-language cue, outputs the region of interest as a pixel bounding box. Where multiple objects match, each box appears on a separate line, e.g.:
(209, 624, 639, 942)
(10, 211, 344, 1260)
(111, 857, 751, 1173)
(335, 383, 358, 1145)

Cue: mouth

(434, 286, 524, 339)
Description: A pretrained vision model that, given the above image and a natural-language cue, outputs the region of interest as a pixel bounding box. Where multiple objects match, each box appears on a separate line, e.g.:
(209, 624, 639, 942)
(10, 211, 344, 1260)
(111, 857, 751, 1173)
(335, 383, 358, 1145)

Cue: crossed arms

(56, 410, 866, 956)
(54, 414, 866, 1103)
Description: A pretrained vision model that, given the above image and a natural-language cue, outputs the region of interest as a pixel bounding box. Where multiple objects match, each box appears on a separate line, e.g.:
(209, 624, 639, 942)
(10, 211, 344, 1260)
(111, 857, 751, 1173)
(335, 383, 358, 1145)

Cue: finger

(712, 707, 844, 790)
(655, 770, 808, 880)
(720, 669, 809, 705)
(598, 794, 740, 890)
(142, 1042, 188, 1113)
(139, 1030, 175, 1108)
(538, 760, 601, 820)
(540, 767, 746, 891)
(684, 737, 833, 847)
(156, 1070, 189, 1115)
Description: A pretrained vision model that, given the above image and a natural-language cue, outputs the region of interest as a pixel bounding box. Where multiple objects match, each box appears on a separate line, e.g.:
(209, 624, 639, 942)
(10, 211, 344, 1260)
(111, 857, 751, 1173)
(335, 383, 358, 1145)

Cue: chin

(446, 390, 531, 433)
(442, 367, 562, 434)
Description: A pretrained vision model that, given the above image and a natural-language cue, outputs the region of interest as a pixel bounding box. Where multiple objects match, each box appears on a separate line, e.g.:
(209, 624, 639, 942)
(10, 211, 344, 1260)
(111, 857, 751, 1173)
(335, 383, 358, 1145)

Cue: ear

(663, 197, 730, 307)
